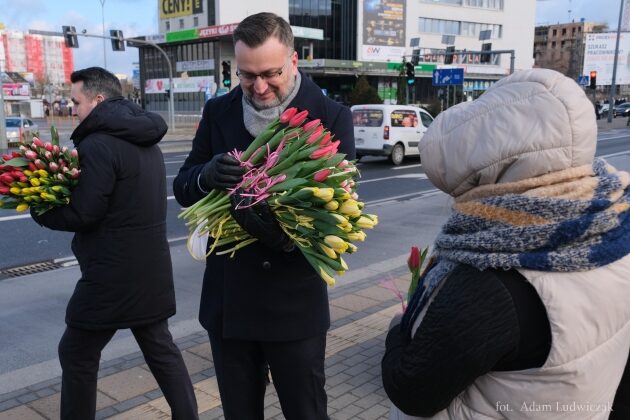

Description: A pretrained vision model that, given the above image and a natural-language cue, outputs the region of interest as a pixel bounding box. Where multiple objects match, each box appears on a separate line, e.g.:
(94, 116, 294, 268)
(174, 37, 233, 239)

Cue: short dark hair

(70, 67, 122, 100)
(233, 12, 294, 50)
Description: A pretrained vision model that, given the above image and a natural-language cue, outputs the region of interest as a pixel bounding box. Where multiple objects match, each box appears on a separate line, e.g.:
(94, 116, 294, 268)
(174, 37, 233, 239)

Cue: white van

(351, 104, 434, 165)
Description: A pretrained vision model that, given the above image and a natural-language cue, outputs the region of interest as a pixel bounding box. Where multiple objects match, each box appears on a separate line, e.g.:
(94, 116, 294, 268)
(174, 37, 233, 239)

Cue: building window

(420, 0, 462, 4)
(165, 21, 170, 31)
(561, 40, 566, 48)
(193, 16, 199, 27)
(179, 19, 184, 29)
(562, 28, 567, 35)
(464, 0, 503, 10)
(552, 29, 557, 36)
(578, 27, 582, 32)
(572, 27, 576, 34)
(421, 18, 502, 39)
(552, 41, 556, 48)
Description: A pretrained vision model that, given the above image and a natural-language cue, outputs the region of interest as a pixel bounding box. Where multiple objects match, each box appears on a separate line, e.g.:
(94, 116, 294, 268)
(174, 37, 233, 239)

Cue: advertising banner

(361, 0, 405, 62)
(583, 32, 630, 86)
(160, 0, 203, 19)
(144, 76, 214, 94)
(2, 83, 30, 100)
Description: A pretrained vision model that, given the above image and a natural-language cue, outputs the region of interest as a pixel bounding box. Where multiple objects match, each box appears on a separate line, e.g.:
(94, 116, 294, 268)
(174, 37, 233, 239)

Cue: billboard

(361, 0, 406, 62)
(160, 0, 203, 19)
(583, 32, 630, 86)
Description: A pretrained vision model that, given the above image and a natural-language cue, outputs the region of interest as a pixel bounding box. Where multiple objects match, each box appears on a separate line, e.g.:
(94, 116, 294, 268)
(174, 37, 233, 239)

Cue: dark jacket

(32, 97, 175, 330)
(173, 72, 355, 341)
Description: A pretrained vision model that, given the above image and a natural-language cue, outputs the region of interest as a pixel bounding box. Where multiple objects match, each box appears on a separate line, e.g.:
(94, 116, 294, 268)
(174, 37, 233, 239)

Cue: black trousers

(208, 331, 328, 420)
(58, 319, 198, 420)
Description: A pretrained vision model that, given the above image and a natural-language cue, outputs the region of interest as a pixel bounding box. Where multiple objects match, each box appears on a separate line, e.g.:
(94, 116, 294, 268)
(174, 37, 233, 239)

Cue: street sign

(432, 68, 464, 86)
(578, 75, 590, 86)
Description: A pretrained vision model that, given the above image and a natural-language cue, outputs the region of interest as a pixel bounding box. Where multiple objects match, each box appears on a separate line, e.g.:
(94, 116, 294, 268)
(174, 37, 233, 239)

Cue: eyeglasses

(236, 59, 290, 84)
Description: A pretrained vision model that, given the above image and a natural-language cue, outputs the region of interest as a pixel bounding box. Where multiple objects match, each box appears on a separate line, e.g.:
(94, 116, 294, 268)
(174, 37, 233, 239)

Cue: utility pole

(608, 0, 624, 123)
(99, 0, 107, 68)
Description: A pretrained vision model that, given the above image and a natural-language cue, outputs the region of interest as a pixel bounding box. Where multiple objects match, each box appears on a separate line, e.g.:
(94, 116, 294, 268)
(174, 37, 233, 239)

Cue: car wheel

(390, 143, 404, 166)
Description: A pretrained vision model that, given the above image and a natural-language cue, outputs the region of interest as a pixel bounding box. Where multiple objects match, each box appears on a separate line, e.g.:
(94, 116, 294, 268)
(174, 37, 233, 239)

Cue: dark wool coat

(173, 73, 355, 341)
(32, 97, 175, 330)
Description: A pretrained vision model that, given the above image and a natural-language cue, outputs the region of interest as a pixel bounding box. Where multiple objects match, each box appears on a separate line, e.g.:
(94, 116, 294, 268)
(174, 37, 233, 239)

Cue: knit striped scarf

(402, 158, 630, 332)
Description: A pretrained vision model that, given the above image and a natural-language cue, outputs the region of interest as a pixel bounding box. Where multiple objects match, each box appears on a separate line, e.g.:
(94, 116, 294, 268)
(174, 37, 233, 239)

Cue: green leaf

(324, 154, 347, 168)
(267, 178, 309, 193)
(50, 126, 59, 146)
(4, 157, 28, 167)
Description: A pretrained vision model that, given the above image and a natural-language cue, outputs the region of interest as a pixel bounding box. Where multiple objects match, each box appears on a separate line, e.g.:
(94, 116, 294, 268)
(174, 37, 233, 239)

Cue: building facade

(534, 21, 607, 80)
(0, 30, 73, 86)
(138, 0, 535, 112)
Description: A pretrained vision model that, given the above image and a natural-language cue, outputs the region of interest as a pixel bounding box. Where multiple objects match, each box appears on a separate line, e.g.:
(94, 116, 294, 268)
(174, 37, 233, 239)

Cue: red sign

(198, 23, 239, 39)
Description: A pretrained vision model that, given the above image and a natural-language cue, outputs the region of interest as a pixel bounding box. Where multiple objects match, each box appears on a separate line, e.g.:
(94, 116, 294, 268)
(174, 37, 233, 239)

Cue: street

(1, 123, 630, 418)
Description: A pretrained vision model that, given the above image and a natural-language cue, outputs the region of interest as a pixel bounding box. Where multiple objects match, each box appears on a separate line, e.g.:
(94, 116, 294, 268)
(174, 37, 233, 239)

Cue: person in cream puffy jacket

(382, 68, 630, 420)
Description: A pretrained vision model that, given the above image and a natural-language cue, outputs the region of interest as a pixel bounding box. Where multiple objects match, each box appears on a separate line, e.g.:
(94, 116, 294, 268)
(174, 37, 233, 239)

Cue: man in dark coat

(31, 67, 198, 420)
(173, 12, 354, 420)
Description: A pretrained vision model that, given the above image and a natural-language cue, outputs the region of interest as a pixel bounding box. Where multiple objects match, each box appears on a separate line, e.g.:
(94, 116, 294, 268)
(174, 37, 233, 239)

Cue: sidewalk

(0, 191, 450, 420)
(597, 115, 630, 131)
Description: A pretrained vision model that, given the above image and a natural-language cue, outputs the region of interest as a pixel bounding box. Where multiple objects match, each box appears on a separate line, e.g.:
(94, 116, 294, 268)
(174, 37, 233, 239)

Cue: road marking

(359, 173, 427, 184)
(0, 214, 30, 222)
(164, 160, 185, 164)
(600, 151, 630, 159)
(598, 134, 630, 142)
(366, 188, 441, 206)
(392, 163, 422, 170)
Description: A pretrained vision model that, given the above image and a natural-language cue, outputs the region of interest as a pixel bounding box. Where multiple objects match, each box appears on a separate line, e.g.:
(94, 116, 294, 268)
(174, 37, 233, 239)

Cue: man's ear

(95, 94, 106, 104)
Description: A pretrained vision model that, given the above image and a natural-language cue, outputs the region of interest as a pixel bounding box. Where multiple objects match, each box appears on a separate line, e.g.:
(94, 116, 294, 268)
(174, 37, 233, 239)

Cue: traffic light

(481, 43, 492, 64)
(444, 46, 455, 65)
(411, 48, 420, 66)
(222, 61, 231, 88)
(62, 26, 79, 48)
(405, 62, 415, 86)
(110, 30, 125, 51)
(590, 71, 597, 89)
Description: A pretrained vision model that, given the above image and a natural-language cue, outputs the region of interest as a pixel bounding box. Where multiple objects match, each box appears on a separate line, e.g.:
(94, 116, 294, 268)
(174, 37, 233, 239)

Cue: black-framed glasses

(236, 59, 291, 84)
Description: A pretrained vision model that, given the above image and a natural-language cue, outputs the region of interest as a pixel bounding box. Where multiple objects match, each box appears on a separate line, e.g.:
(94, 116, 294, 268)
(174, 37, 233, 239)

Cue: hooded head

(420, 68, 597, 198)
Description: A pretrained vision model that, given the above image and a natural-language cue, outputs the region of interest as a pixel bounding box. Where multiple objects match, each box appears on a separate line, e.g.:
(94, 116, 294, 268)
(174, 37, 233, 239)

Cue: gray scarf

(242, 72, 302, 137)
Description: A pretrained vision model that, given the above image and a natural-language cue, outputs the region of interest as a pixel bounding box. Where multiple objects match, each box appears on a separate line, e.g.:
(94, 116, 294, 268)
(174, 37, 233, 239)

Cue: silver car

(5, 116, 39, 144)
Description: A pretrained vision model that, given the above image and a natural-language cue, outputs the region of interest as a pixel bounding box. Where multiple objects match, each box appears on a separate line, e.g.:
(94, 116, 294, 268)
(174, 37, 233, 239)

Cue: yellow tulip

(324, 235, 349, 253)
(9, 187, 21, 195)
(339, 256, 349, 271)
(23, 170, 33, 177)
(324, 200, 339, 211)
(37, 169, 49, 177)
(339, 199, 361, 217)
(347, 243, 358, 253)
(319, 243, 338, 259)
(30, 178, 41, 187)
(16, 203, 29, 212)
(355, 216, 376, 229)
(319, 268, 336, 286)
(347, 231, 366, 241)
(314, 187, 334, 202)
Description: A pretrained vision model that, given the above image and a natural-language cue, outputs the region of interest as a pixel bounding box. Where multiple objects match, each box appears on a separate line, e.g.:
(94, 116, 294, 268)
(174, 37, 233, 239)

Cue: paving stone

(329, 393, 359, 410)
(111, 394, 150, 412)
(346, 371, 375, 387)
(329, 305, 353, 321)
(145, 388, 164, 400)
(16, 394, 38, 404)
(0, 399, 21, 413)
(199, 406, 224, 419)
(355, 285, 395, 302)
(95, 406, 118, 420)
(26, 378, 60, 392)
(351, 382, 382, 398)
(0, 390, 29, 404)
(358, 402, 390, 420)
(330, 294, 380, 312)
(263, 404, 283, 418)
(34, 388, 56, 399)
(97, 366, 159, 401)
(28, 390, 116, 418)
(345, 362, 372, 377)
(325, 362, 348, 376)
(186, 342, 213, 361)
(182, 350, 212, 375)
(326, 372, 351, 388)
(331, 403, 365, 419)
(342, 353, 368, 367)
(327, 382, 355, 399)
(0, 405, 45, 419)
(354, 391, 389, 409)
(97, 366, 119, 378)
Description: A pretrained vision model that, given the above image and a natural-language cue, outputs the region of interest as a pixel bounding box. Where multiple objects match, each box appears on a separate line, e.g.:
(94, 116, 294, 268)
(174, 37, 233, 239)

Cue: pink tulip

(319, 133, 331, 146)
(337, 160, 349, 168)
(34, 159, 46, 169)
(57, 173, 67, 182)
(24, 150, 37, 160)
(61, 146, 68, 153)
(32, 138, 44, 147)
(53, 145, 60, 154)
(313, 168, 331, 182)
(69, 168, 80, 179)
(310, 144, 335, 159)
(302, 119, 321, 132)
(70, 149, 79, 158)
(48, 162, 59, 172)
(28, 162, 37, 171)
(279, 107, 298, 124)
(306, 126, 324, 145)
(44, 143, 54, 152)
(289, 110, 309, 127)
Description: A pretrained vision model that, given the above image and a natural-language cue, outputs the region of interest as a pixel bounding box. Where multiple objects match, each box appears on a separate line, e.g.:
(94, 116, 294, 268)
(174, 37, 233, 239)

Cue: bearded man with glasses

(173, 12, 355, 420)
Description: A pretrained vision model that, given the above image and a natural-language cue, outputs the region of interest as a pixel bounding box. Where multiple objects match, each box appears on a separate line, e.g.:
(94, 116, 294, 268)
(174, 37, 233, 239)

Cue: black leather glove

(199, 153, 246, 191)
(229, 190, 295, 252)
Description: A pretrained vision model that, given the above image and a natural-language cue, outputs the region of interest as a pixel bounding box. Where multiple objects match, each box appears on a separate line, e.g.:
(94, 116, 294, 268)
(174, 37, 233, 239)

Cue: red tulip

(32, 138, 44, 147)
(44, 143, 54, 152)
(313, 168, 331, 182)
(279, 107, 298, 124)
(407, 246, 420, 272)
(289, 110, 309, 127)
(0, 186, 9, 194)
(302, 118, 321, 132)
(28, 162, 37, 171)
(319, 133, 332, 146)
(306, 126, 324, 145)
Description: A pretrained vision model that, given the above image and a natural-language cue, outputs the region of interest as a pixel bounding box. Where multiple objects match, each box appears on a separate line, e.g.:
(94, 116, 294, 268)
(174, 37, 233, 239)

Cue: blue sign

(432, 68, 464, 86)
(578, 75, 589, 86)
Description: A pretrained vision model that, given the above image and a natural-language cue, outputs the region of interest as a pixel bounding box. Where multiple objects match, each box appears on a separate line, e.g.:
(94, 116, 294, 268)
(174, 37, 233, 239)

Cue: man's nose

(253, 77, 269, 94)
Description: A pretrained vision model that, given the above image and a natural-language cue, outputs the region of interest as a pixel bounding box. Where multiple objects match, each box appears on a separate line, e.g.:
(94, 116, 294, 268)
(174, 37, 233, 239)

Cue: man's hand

(199, 153, 246, 191)
(229, 190, 294, 252)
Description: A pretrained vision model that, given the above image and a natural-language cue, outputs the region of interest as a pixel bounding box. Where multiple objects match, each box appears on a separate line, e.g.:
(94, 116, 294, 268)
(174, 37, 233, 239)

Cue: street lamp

(99, 0, 107, 68)
(607, 0, 625, 123)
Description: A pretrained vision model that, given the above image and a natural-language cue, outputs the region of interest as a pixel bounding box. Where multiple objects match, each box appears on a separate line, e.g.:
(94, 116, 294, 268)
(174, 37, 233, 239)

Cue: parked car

(613, 102, 630, 118)
(5, 116, 39, 144)
(351, 104, 434, 165)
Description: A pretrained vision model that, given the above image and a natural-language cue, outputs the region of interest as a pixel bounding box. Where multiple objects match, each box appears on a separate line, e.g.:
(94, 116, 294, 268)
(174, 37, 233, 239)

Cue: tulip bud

(25, 150, 37, 160)
(279, 107, 298, 124)
(324, 200, 339, 211)
(53, 145, 60, 155)
(44, 143, 54, 152)
(313, 168, 331, 182)
(0, 186, 9, 194)
(289, 110, 309, 127)
(70, 168, 80, 179)
(339, 199, 361, 217)
(28, 162, 37, 171)
(44, 151, 53, 160)
(61, 146, 68, 153)
(319, 133, 332, 146)
(70, 149, 79, 158)
(48, 162, 59, 173)
(302, 119, 321, 132)
(306, 126, 324, 145)
(32, 138, 44, 147)
(324, 235, 349, 253)
(16, 203, 29, 212)
(319, 243, 338, 259)
(407, 246, 421, 272)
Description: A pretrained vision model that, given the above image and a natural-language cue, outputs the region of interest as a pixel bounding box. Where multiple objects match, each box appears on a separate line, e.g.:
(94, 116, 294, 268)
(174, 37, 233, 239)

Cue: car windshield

(5, 119, 20, 128)
(352, 110, 383, 127)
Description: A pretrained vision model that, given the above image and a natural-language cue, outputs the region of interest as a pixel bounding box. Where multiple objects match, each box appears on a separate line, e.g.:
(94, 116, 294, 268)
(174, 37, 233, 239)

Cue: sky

(0, 0, 625, 78)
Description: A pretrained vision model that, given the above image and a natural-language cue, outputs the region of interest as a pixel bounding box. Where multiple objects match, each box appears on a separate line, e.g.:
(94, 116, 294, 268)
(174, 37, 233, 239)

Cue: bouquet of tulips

(180, 107, 379, 285)
(0, 131, 80, 215)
